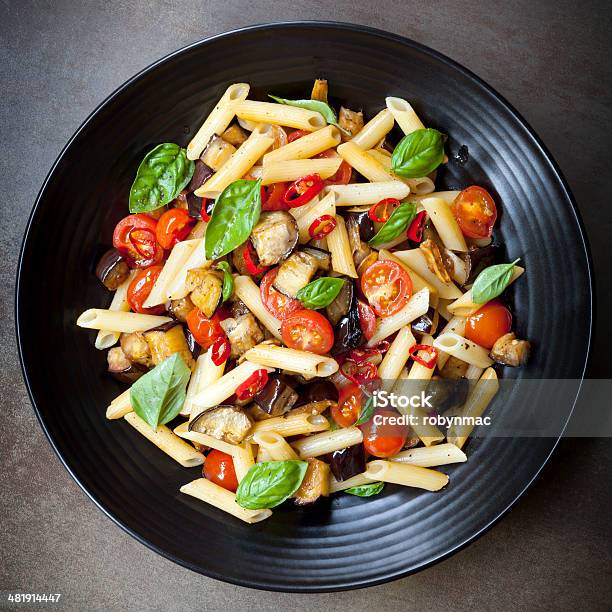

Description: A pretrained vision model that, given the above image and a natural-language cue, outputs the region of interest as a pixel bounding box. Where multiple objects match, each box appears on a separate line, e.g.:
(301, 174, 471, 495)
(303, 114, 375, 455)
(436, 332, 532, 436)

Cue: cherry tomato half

(317, 149, 353, 185)
(357, 299, 377, 340)
(113, 214, 164, 268)
(287, 129, 309, 143)
(332, 383, 363, 428)
(155, 208, 196, 250)
(465, 300, 512, 349)
(203, 450, 238, 492)
(260, 268, 304, 321)
(281, 310, 334, 355)
(360, 260, 413, 317)
(262, 182, 290, 211)
(360, 409, 409, 458)
(186, 308, 225, 349)
(127, 265, 165, 314)
(451, 186, 498, 239)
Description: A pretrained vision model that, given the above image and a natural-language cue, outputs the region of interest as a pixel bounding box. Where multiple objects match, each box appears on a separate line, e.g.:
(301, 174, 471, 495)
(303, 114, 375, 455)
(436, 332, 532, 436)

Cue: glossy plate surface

(16, 23, 592, 591)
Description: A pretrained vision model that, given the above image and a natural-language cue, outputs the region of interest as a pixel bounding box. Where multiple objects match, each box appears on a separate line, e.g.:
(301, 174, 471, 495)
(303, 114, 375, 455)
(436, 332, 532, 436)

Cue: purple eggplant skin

(342, 210, 375, 242)
(331, 284, 363, 355)
(96, 249, 129, 290)
(463, 245, 501, 284)
(294, 380, 339, 407)
(188, 160, 214, 192)
(411, 308, 436, 335)
(253, 375, 299, 416)
(184, 327, 202, 360)
(329, 444, 366, 481)
(107, 347, 147, 383)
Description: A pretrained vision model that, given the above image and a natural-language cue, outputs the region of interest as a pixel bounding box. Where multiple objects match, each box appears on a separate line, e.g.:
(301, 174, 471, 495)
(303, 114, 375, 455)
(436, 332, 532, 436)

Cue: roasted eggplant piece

(107, 346, 146, 383)
(200, 135, 236, 171)
(331, 283, 363, 354)
(221, 123, 248, 146)
(251, 211, 299, 267)
(253, 375, 298, 417)
(444, 249, 470, 286)
(339, 106, 364, 141)
(144, 323, 194, 368)
(427, 376, 469, 413)
(186, 267, 223, 317)
(294, 458, 330, 505)
(326, 277, 353, 326)
(96, 249, 129, 290)
(120, 332, 152, 367)
(490, 333, 531, 367)
(303, 246, 331, 271)
(230, 298, 250, 318)
(460, 245, 501, 285)
(343, 210, 375, 242)
(420, 239, 452, 283)
(188, 160, 214, 192)
(168, 295, 195, 323)
(273, 251, 318, 297)
(411, 307, 439, 336)
(329, 444, 366, 481)
(346, 214, 374, 268)
(294, 380, 339, 406)
(219, 313, 264, 358)
(438, 355, 469, 379)
(189, 405, 253, 444)
(310, 78, 328, 102)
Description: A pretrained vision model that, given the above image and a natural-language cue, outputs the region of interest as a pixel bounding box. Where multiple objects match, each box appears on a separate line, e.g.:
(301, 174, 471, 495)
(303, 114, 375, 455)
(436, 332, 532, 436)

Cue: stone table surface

(1, 1, 611, 610)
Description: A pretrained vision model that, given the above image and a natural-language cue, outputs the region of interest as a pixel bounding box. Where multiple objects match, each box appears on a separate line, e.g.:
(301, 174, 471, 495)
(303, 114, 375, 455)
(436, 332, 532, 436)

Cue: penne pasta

(327, 215, 358, 278)
(95, 270, 136, 350)
(378, 326, 417, 391)
(261, 158, 342, 185)
(435, 315, 467, 369)
(233, 275, 282, 340)
(77, 309, 172, 333)
(232, 100, 326, 131)
(337, 141, 397, 182)
(182, 350, 225, 418)
(252, 431, 299, 461)
(419, 197, 468, 252)
(330, 472, 371, 493)
(294, 192, 336, 243)
(249, 412, 330, 439)
(106, 388, 132, 420)
(291, 427, 363, 459)
(410, 190, 461, 205)
(351, 108, 395, 150)
(173, 421, 240, 456)
(390, 443, 467, 467)
(243, 343, 338, 378)
(263, 125, 341, 163)
(326, 181, 410, 207)
(385, 97, 425, 134)
(364, 460, 448, 491)
(433, 332, 494, 368)
(233, 441, 256, 482)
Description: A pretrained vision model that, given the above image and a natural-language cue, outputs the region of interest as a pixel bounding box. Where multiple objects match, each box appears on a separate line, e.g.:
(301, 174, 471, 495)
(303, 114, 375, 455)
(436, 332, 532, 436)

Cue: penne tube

(261, 158, 342, 185)
(433, 332, 494, 368)
(365, 149, 436, 195)
(351, 108, 395, 150)
(378, 326, 417, 391)
(447, 266, 525, 316)
(326, 181, 410, 207)
(391, 250, 463, 299)
(367, 288, 430, 347)
(187, 83, 250, 160)
(244, 343, 338, 378)
(291, 427, 363, 459)
(390, 443, 467, 467)
(180, 478, 272, 524)
(407, 334, 436, 381)
(106, 388, 132, 420)
(410, 190, 461, 205)
(419, 197, 468, 252)
(248, 412, 330, 439)
(233, 441, 256, 482)
(77, 309, 172, 333)
(257, 446, 273, 463)
(95, 270, 136, 350)
(466, 364, 484, 380)
(294, 191, 337, 243)
(364, 460, 448, 491)
(327, 215, 358, 278)
(166, 239, 207, 300)
(232, 100, 326, 131)
(330, 472, 371, 493)
(447, 368, 499, 449)
(405, 176, 436, 196)
(124, 412, 204, 468)
(385, 97, 425, 134)
(173, 421, 240, 456)
(187, 220, 207, 240)
(190, 360, 275, 411)
(337, 141, 397, 182)
(234, 275, 282, 340)
(378, 249, 436, 296)
(195, 124, 274, 198)
(143, 239, 202, 307)
(252, 432, 299, 461)
(435, 315, 467, 369)
(263, 125, 341, 163)
(182, 350, 225, 418)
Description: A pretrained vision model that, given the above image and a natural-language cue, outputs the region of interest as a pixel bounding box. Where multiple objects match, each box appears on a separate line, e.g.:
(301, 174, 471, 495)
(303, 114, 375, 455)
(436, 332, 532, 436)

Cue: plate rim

(15, 21, 594, 592)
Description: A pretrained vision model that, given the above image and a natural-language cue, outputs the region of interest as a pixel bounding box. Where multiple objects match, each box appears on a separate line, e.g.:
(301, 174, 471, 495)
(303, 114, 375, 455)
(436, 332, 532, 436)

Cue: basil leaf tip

(472, 258, 521, 304)
(269, 94, 338, 127)
(130, 353, 191, 430)
(215, 261, 234, 303)
(368, 201, 417, 247)
(296, 277, 345, 309)
(345, 481, 385, 497)
(204, 179, 262, 260)
(236, 460, 308, 509)
(129, 143, 194, 213)
(391, 128, 445, 179)
(355, 395, 375, 426)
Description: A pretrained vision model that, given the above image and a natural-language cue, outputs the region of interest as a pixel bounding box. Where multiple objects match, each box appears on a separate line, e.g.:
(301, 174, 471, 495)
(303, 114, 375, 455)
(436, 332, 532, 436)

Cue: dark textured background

(1, 1, 611, 610)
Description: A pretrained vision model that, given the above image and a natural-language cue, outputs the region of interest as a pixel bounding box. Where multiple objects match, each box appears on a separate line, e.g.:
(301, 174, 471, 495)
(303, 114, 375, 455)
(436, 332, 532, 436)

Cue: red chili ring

(127, 227, 158, 259)
(282, 173, 324, 208)
(368, 198, 400, 223)
(308, 214, 337, 240)
(407, 210, 427, 242)
(408, 344, 439, 369)
(211, 336, 231, 366)
(243, 241, 269, 276)
(235, 369, 269, 401)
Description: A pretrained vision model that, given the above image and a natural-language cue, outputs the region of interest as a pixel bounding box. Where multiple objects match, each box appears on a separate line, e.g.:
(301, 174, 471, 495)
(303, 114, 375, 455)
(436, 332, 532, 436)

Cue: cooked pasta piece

(173, 421, 240, 456)
(435, 315, 467, 369)
(261, 158, 342, 185)
(390, 443, 467, 467)
(291, 427, 363, 459)
(263, 125, 341, 163)
(243, 343, 338, 378)
(364, 149, 434, 195)
(329, 472, 371, 493)
(410, 190, 461, 205)
(106, 388, 132, 420)
(77, 309, 172, 333)
(433, 332, 494, 368)
(182, 350, 225, 418)
(337, 141, 397, 182)
(232, 100, 326, 131)
(327, 215, 358, 278)
(364, 460, 448, 491)
(233, 441, 256, 482)
(326, 181, 409, 206)
(351, 108, 394, 150)
(419, 197, 468, 252)
(95, 270, 136, 350)
(385, 97, 425, 134)
(252, 431, 299, 461)
(233, 275, 282, 340)
(166, 239, 207, 301)
(248, 412, 330, 439)
(256, 446, 273, 463)
(378, 326, 416, 391)
(294, 192, 336, 243)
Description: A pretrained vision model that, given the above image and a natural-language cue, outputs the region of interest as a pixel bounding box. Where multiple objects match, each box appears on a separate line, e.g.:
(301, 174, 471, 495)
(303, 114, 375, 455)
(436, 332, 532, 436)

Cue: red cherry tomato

(155, 208, 196, 249)
(357, 299, 377, 340)
(260, 268, 304, 321)
(332, 383, 363, 427)
(281, 310, 334, 355)
(360, 409, 408, 458)
(235, 369, 269, 401)
(465, 300, 512, 349)
(262, 182, 290, 211)
(368, 198, 401, 223)
(186, 308, 225, 349)
(451, 186, 498, 239)
(203, 450, 238, 492)
(287, 129, 309, 142)
(126, 265, 165, 314)
(113, 214, 163, 268)
(360, 260, 413, 317)
(317, 149, 353, 185)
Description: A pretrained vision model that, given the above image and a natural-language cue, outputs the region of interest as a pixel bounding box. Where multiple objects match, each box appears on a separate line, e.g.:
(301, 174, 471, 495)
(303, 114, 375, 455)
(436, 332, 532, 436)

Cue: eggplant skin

(186, 268, 223, 318)
(294, 380, 339, 407)
(188, 160, 213, 192)
(107, 346, 147, 383)
(120, 332, 152, 367)
(168, 295, 195, 323)
(253, 375, 298, 416)
(96, 249, 129, 290)
(189, 405, 253, 444)
(294, 458, 330, 505)
(251, 211, 299, 267)
(329, 444, 366, 481)
(220, 313, 264, 359)
(332, 287, 363, 355)
(144, 325, 195, 369)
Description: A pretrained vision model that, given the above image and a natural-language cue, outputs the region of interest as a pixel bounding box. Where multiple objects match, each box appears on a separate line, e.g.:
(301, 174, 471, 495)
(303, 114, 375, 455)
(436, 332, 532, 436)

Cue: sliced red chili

(308, 214, 337, 240)
(282, 173, 324, 208)
(235, 369, 269, 401)
(211, 336, 231, 366)
(409, 344, 439, 369)
(243, 241, 269, 276)
(340, 360, 379, 385)
(368, 198, 400, 223)
(200, 199, 213, 222)
(126, 227, 163, 266)
(407, 210, 427, 242)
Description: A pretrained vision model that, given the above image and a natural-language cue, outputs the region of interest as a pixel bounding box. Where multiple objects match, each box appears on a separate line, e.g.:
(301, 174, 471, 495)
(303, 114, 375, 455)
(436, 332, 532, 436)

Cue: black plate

(16, 23, 592, 591)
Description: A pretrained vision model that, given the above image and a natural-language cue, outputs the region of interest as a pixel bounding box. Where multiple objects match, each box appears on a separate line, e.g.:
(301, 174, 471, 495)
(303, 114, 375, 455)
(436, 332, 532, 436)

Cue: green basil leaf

(355, 395, 375, 426)
(215, 261, 234, 303)
(269, 94, 338, 127)
(391, 129, 445, 179)
(205, 179, 262, 260)
(345, 481, 385, 497)
(129, 143, 195, 213)
(368, 202, 417, 247)
(130, 353, 191, 430)
(236, 461, 308, 509)
(472, 258, 520, 304)
(296, 277, 345, 309)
